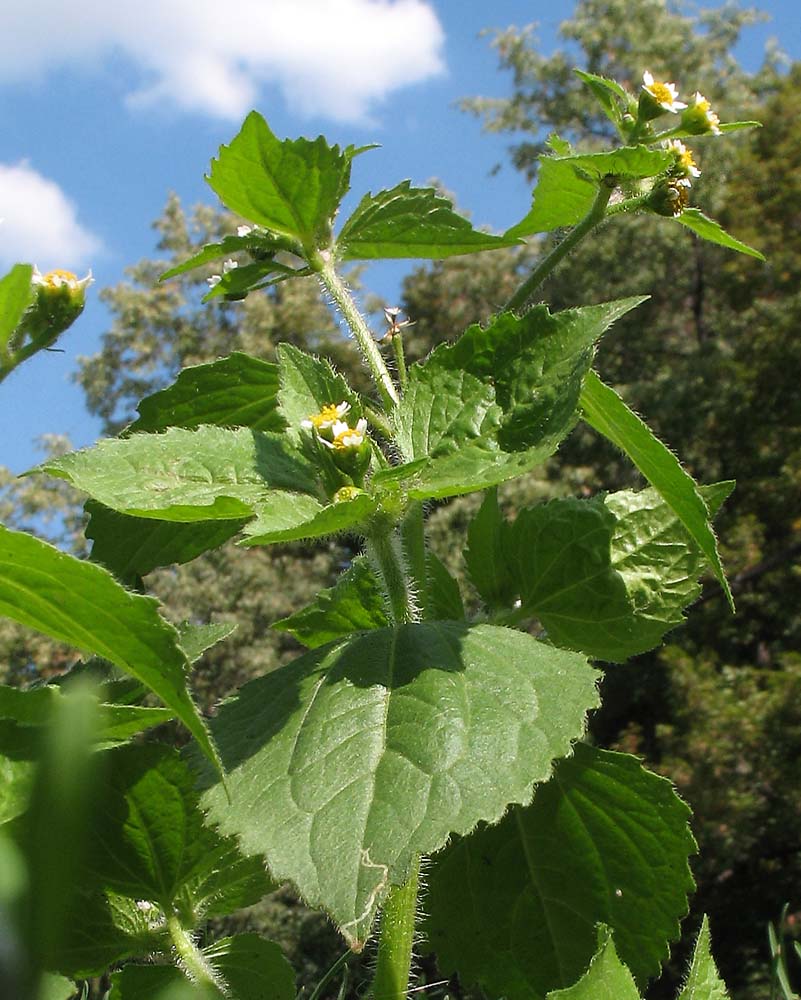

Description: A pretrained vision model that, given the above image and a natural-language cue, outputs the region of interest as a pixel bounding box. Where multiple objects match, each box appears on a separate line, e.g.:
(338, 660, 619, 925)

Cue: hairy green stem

(504, 180, 616, 313)
(367, 529, 416, 625)
(400, 503, 428, 619)
(312, 252, 400, 411)
(391, 332, 408, 391)
(167, 913, 221, 991)
(370, 857, 421, 1000)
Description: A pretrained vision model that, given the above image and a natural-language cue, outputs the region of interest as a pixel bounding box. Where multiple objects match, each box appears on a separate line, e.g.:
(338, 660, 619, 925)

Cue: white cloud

(0, 163, 101, 272)
(0, 0, 446, 124)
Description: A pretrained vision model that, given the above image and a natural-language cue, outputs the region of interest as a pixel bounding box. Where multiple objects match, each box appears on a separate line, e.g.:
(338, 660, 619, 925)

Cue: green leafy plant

(0, 68, 764, 999)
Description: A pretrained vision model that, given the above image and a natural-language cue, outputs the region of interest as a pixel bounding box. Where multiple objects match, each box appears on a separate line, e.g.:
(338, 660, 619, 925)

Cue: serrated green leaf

(466, 488, 517, 609)
(381, 298, 645, 500)
(277, 343, 362, 432)
(86, 745, 255, 908)
(678, 916, 730, 1000)
(273, 557, 389, 648)
(53, 889, 168, 978)
(199, 622, 599, 948)
(499, 483, 732, 661)
(574, 70, 628, 128)
(38, 426, 321, 522)
(546, 927, 640, 1000)
(109, 934, 294, 1000)
(337, 181, 520, 259)
(86, 502, 245, 584)
(507, 158, 597, 237)
(676, 208, 765, 259)
(0, 263, 34, 354)
(177, 621, 237, 663)
(424, 743, 694, 999)
(129, 353, 286, 434)
(0, 525, 218, 770)
(240, 490, 379, 546)
(207, 111, 359, 250)
(580, 371, 733, 609)
(508, 148, 670, 237)
(188, 847, 276, 921)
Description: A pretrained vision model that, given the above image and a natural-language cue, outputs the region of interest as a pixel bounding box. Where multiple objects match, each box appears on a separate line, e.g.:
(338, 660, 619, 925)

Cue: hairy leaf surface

(338, 181, 520, 259)
(580, 371, 733, 607)
(38, 426, 321, 522)
(380, 299, 644, 499)
(128, 353, 286, 434)
(200, 623, 599, 947)
(273, 557, 389, 648)
(207, 111, 361, 249)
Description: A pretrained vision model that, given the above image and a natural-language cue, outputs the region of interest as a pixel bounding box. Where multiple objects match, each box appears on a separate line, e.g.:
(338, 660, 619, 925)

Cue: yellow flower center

(678, 149, 695, 171)
(310, 404, 345, 429)
(43, 269, 78, 288)
(650, 81, 674, 104)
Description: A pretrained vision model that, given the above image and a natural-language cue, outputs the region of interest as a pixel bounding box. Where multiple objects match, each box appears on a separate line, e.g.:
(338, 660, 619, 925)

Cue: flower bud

(23, 268, 93, 348)
(680, 92, 722, 136)
(646, 179, 690, 217)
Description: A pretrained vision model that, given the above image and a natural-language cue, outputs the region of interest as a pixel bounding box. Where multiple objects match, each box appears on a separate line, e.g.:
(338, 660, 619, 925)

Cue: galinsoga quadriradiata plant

(0, 68, 763, 1000)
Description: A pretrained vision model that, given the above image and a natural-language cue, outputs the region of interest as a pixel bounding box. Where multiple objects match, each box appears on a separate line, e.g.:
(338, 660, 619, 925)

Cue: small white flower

(206, 274, 222, 288)
(301, 401, 351, 431)
(236, 225, 254, 238)
(667, 139, 701, 185)
(642, 70, 687, 113)
(319, 417, 368, 450)
(31, 266, 93, 292)
(222, 259, 238, 273)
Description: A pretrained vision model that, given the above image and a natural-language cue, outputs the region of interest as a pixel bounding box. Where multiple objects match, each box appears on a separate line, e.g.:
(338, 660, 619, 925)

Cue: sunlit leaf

(200, 623, 599, 948)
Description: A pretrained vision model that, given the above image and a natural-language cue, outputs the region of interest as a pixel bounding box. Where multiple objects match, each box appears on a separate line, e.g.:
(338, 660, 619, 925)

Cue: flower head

(31, 267, 93, 294)
(237, 225, 254, 238)
(667, 139, 701, 186)
(642, 71, 687, 114)
(647, 178, 690, 217)
(323, 417, 368, 450)
(681, 92, 722, 136)
(301, 401, 351, 432)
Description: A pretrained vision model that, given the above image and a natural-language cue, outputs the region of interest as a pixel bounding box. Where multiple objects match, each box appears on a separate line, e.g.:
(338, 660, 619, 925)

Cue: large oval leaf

(200, 623, 599, 948)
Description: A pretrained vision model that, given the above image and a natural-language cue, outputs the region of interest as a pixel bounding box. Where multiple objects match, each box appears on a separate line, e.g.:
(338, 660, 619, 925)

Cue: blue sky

(1, 0, 799, 475)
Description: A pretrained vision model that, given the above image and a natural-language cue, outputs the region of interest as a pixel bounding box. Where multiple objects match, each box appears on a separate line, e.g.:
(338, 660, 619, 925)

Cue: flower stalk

(312, 252, 400, 411)
(504, 179, 616, 313)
